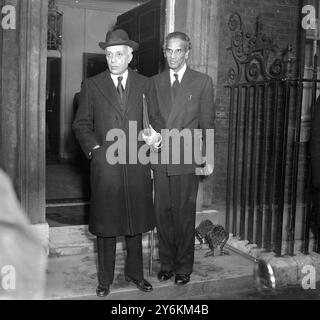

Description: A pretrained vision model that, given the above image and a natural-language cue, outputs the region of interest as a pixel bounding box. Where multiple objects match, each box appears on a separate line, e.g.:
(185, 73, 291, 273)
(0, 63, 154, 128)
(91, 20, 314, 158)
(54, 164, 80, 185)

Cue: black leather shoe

(125, 275, 153, 292)
(175, 274, 190, 285)
(157, 270, 174, 282)
(96, 285, 110, 297)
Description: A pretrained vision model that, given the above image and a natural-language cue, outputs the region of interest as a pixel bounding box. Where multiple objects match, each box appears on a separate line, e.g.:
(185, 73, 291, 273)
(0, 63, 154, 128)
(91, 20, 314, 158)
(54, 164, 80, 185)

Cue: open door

(116, 0, 166, 76)
(46, 57, 61, 162)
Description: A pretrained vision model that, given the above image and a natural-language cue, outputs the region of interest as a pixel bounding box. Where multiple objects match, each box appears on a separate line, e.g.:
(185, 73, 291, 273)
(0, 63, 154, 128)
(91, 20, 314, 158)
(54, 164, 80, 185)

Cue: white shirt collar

(110, 69, 129, 89)
(169, 63, 187, 85)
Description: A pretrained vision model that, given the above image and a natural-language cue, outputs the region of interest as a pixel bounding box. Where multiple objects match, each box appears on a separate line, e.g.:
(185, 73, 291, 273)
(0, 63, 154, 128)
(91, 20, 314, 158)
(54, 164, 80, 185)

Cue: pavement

(44, 219, 320, 300)
(45, 245, 257, 300)
(45, 246, 320, 300)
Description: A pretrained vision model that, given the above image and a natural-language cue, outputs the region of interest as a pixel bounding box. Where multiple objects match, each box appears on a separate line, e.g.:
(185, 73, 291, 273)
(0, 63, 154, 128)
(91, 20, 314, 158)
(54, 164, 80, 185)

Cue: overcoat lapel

(92, 70, 123, 116)
(158, 70, 172, 121)
(167, 67, 193, 127)
(124, 69, 143, 117)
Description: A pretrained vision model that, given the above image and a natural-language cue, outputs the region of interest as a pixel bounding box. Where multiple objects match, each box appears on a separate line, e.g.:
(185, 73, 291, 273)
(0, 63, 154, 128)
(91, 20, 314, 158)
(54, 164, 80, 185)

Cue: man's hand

(142, 125, 161, 147)
(196, 161, 214, 176)
(203, 163, 214, 176)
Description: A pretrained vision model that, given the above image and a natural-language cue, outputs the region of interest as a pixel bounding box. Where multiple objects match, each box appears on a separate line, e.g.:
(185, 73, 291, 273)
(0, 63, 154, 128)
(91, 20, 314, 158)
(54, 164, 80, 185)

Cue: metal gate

(225, 13, 320, 256)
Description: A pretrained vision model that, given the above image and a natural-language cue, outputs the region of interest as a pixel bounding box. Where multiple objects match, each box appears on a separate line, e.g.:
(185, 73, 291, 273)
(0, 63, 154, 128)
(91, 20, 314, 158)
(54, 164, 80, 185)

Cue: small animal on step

(195, 219, 229, 257)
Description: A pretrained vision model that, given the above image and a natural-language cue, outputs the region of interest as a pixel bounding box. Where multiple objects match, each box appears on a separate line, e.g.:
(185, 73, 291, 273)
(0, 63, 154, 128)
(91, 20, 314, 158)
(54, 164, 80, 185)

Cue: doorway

(45, 54, 108, 227)
(45, 53, 91, 227)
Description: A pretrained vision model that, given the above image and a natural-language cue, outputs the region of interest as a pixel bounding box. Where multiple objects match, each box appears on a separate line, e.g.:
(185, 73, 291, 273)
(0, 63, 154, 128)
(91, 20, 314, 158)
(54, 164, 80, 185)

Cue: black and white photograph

(1, 0, 320, 308)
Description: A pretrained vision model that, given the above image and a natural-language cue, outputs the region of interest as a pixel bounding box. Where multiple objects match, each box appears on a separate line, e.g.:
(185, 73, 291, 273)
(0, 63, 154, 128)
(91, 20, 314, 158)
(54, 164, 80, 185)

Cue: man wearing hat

(73, 29, 163, 297)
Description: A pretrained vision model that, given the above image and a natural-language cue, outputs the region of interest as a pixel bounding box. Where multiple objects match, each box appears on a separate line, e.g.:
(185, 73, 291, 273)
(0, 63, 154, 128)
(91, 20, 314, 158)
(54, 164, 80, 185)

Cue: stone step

(49, 209, 221, 257)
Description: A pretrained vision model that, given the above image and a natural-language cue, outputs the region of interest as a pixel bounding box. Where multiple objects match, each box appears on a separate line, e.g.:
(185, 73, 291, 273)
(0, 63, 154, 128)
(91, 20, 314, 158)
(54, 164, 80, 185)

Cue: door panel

(116, 0, 166, 76)
(117, 10, 137, 40)
(138, 43, 159, 76)
(138, 8, 158, 41)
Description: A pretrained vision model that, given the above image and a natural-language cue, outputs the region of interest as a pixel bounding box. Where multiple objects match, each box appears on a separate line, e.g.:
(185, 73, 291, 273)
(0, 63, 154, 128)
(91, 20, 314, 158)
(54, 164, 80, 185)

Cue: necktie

(172, 73, 180, 98)
(117, 76, 124, 102)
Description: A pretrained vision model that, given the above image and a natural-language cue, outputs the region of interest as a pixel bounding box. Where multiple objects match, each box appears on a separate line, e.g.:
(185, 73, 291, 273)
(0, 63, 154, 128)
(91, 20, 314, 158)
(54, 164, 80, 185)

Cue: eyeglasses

(164, 48, 186, 57)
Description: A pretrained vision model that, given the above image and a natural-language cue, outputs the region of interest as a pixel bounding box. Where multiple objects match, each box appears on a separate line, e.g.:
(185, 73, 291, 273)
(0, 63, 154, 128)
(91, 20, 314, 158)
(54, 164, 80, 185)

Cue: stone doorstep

(49, 226, 202, 257)
(48, 209, 221, 257)
(49, 227, 158, 257)
(227, 236, 320, 288)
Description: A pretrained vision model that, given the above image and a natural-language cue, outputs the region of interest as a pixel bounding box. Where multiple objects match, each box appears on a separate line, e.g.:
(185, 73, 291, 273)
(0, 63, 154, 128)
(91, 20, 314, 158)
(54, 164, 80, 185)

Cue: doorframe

(0, 0, 49, 247)
(165, 0, 175, 34)
(21, 0, 49, 244)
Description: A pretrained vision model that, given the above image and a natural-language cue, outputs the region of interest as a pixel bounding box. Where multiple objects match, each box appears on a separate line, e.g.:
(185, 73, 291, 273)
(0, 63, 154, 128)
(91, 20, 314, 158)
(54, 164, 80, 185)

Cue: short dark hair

(163, 31, 192, 51)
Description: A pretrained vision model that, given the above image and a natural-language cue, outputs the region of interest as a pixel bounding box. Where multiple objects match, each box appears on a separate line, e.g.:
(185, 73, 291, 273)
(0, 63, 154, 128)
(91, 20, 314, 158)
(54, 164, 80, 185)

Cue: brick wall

(213, 0, 301, 204)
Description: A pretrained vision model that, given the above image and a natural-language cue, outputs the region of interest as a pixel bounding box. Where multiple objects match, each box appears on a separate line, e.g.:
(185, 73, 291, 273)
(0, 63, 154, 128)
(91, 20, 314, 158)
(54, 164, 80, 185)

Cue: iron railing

(225, 12, 320, 256)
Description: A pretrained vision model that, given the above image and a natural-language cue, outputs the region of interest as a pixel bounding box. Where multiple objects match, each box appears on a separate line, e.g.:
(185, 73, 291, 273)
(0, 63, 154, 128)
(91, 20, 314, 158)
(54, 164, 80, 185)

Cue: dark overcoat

(73, 69, 163, 237)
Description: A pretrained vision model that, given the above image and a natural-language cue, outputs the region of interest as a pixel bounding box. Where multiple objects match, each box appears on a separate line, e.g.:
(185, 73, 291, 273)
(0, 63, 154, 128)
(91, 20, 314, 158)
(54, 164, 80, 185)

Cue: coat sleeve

(72, 80, 99, 158)
(199, 75, 215, 165)
(310, 96, 320, 189)
(145, 77, 165, 134)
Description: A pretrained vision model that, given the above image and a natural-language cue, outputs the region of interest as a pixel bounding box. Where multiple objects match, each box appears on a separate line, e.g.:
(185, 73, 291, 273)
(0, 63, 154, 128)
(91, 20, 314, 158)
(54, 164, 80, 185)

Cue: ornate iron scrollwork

(227, 12, 296, 84)
(48, 0, 63, 51)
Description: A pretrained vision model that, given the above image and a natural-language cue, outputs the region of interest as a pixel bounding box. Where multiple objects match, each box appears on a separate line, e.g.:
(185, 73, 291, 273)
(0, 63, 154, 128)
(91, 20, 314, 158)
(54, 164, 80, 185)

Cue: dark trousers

(97, 234, 143, 287)
(153, 171, 199, 275)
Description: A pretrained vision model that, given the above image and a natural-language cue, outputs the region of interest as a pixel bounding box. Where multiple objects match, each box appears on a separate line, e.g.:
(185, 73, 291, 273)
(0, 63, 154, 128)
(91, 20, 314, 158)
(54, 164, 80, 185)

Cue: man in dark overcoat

(73, 29, 163, 297)
(151, 32, 215, 285)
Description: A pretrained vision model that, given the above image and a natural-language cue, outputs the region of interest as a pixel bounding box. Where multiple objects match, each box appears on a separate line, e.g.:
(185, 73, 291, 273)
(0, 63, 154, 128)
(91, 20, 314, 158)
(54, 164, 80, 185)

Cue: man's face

(105, 45, 132, 75)
(164, 38, 189, 73)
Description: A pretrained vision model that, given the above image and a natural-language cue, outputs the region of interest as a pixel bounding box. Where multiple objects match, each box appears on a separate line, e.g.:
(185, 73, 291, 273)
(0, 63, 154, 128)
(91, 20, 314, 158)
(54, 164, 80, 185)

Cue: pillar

(0, 0, 48, 232)
(174, 0, 221, 208)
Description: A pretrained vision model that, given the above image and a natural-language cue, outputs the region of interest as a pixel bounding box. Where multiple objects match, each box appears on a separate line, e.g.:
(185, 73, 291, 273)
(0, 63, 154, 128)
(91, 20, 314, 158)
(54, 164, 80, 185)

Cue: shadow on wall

(0, 170, 47, 300)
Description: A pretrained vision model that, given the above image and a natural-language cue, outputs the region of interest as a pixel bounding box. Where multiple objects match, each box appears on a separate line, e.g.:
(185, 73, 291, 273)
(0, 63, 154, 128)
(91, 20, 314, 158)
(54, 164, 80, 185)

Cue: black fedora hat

(99, 29, 139, 51)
